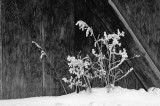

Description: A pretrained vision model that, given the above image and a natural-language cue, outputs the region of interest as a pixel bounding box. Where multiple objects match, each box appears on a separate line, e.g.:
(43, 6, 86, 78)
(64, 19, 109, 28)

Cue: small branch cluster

(62, 55, 93, 93)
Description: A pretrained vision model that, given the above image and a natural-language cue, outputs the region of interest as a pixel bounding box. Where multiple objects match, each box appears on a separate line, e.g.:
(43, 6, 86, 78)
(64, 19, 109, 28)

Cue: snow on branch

(63, 20, 139, 93)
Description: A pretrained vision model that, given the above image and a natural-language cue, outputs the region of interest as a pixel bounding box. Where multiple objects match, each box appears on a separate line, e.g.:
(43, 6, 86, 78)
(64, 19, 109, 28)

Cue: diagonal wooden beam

(108, 0, 160, 87)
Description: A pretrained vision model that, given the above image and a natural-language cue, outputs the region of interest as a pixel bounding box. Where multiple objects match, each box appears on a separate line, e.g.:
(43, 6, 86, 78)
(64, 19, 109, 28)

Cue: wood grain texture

(2, 0, 74, 99)
(2, 0, 160, 99)
(110, 0, 160, 88)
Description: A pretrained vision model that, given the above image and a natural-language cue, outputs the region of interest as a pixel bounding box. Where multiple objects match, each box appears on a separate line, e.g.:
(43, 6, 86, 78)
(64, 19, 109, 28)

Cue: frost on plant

(32, 41, 47, 59)
(62, 55, 93, 93)
(63, 20, 139, 93)
(76, 20, 93, 37)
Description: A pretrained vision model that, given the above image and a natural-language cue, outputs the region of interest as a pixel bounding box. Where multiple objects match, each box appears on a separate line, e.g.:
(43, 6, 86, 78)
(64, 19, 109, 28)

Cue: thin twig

(32, 41, 68, 94)
(111, 54, 139, 65)
(46, 55, 68, 94)
(115, 68, 133, 82)
(109, 59, 124, 73)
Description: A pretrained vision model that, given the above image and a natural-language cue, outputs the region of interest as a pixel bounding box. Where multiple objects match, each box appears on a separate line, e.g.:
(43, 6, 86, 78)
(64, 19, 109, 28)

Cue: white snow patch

(0, 86, 160, 106)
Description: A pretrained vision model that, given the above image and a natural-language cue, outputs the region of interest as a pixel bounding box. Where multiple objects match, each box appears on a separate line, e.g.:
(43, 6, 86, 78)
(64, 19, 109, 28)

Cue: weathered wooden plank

(109, 0, 160, 87)
(2, 0, 74, 99)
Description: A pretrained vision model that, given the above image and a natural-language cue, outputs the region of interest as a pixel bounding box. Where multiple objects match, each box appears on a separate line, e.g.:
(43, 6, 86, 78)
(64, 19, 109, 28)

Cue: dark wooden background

(0, 0, 160, 99)
(112, 0, 160, 89)
(1, 0, 75, 99)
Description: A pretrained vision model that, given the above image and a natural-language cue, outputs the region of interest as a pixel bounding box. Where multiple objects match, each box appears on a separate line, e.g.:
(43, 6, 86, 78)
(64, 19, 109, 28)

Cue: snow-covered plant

(75, 20, 139, 91)
(62, 55, 93, 93)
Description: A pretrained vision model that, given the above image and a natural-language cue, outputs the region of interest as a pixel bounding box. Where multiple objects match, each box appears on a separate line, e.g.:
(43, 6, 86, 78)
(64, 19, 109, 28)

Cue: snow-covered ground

(0, 86, 160, 106)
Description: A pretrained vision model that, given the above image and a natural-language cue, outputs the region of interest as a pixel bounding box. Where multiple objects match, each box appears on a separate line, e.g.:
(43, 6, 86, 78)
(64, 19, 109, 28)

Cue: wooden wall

(111, 0, 160, 88)
(112, 0, 160, 71)
(2, 0, 74, 99)
(1, 0, 157, 99)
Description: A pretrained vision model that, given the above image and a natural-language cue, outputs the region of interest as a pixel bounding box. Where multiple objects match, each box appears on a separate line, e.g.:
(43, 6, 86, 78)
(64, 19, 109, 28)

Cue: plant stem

(45, 53, 68, 95)
(107, 47, 112, 85)
(83, 75, 90, 90)
(86, 77, 92, 92)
